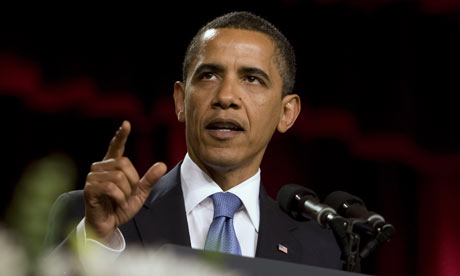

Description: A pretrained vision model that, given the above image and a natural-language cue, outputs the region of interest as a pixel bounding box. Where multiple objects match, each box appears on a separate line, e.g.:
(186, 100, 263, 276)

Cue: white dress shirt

(181, 153, 260, 257)
(76, 153, 261, 258)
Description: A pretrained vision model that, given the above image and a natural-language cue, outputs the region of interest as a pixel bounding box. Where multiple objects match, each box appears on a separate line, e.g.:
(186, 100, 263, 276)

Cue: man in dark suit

(46, 11, 341, 270)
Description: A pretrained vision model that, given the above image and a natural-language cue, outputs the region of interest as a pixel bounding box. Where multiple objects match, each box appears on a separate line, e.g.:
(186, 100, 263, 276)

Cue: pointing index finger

(104, 120, 131, 160)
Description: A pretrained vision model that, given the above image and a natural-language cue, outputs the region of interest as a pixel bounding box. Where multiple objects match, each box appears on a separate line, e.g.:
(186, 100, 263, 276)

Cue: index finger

(104, 120, 131, 160)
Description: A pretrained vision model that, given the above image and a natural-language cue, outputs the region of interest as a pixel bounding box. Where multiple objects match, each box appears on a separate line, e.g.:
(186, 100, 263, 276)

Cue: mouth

(206, 120, 244, 131)
(205, 119, 245, 139)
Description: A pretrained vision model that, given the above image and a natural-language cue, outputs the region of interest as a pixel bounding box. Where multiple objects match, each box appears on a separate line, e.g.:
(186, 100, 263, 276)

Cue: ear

(277, 94, 301, 133)
(173, 81, 186, 123)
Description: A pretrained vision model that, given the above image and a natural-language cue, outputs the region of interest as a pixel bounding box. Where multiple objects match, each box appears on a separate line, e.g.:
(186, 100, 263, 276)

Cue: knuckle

(85, 178, 95, 188)
(87, 171, 96, 179)
(105, 182, 117, 193)
(119, 157, 130, 167)
(113, 171, 124, 182)
(90, 162, 100, 171)
(102, 158, 114, 164)
(110, 137, 117, 146)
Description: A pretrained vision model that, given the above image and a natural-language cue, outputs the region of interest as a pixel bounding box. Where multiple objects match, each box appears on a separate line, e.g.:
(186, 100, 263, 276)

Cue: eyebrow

(194, 63, 225, 76)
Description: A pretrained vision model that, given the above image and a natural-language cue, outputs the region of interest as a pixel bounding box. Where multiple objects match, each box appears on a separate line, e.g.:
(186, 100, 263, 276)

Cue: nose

(211, 77, 242, 109)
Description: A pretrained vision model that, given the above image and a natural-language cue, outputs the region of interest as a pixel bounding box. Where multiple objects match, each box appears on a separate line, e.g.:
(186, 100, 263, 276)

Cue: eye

(198, 72, 217, 80)
(244, 75, 264, 85)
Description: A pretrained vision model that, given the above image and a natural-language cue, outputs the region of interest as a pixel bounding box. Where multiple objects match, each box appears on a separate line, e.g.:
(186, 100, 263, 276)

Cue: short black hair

(182, 11, 296, 96)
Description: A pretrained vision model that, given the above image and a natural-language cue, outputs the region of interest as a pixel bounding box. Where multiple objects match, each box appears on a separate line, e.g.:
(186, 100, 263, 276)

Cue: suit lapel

(256, 186, 301, 263)
(133, 163, 191, 247)
(131, 164, 303, 262)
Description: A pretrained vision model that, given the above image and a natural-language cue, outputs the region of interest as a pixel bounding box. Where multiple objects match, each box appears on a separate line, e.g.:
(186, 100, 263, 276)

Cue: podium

(163, 244, 372, 276)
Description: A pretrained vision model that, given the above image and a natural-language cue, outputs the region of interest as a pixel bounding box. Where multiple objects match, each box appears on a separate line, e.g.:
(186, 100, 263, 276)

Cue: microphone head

(277, 184, 318, 220)
(325, 191, 367, 218)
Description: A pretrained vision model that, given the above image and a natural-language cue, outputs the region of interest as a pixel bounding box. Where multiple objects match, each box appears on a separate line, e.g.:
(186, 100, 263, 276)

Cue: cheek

(185, 90, 205, 130)
(248, 99, 281, 136)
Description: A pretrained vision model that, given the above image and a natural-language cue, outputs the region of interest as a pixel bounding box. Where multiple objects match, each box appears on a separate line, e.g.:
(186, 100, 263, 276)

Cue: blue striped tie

(204, 192, 242, 255)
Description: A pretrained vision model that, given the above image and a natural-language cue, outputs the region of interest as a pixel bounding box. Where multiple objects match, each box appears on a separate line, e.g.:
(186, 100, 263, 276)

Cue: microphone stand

(330, 217, 395, 272)
(358, 222, 395, 259)
(329, 216, 361, 272)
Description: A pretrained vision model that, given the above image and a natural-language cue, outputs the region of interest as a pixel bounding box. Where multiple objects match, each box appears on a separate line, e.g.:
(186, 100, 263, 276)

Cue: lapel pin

(278, 244, 288, 254)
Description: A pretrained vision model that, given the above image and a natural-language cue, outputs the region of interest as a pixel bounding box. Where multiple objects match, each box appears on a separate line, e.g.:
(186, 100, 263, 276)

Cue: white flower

(40, 245, 244, 276)
(0, 226, 28, 276)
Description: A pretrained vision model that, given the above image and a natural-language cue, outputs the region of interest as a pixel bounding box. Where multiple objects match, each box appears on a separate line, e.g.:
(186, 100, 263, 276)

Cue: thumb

(138, 162, 167, 193)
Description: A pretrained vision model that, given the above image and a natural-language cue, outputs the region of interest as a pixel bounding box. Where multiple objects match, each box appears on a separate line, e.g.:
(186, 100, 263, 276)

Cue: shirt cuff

(75, 218, 126, 270)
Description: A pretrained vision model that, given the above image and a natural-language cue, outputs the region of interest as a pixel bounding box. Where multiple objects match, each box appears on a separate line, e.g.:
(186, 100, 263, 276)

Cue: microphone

(277, 184, 345, 228)
(325, 191, 394, 231)
(324, 191, 395, 257)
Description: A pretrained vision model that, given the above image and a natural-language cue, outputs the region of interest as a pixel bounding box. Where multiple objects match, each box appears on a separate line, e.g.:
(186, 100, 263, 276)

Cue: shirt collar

(180, 153, 260, 232)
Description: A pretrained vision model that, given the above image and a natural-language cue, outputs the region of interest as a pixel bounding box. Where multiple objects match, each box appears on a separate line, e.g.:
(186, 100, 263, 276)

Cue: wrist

(85, 221, 116, 245)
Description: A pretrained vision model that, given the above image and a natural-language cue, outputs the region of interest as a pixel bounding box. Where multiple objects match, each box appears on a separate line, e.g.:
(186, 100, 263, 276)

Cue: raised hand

(84, 121, 167, 244)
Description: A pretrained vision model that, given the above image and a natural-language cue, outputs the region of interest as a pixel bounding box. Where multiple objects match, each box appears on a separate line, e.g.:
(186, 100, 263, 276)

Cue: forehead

(192, 28, 280, 76)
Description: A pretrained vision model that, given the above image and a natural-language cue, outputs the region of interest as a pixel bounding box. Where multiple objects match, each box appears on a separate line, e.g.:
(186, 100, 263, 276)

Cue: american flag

(278, 244, 288, 254)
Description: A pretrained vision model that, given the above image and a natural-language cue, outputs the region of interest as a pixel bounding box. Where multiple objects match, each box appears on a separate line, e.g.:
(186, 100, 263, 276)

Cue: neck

(206, 166, 259, 191)
(188, 154, 261, 191)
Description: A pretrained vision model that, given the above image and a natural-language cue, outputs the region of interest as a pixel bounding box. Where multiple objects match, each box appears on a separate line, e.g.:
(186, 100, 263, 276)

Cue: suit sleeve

(44, 191, 86, 250)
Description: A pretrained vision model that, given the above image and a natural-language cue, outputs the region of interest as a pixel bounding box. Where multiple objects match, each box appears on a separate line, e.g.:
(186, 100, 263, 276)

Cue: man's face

(174, 28, 299, 178)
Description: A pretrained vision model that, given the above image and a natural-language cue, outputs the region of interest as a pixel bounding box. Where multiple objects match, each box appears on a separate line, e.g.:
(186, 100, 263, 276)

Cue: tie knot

(210, 192, 242, 219)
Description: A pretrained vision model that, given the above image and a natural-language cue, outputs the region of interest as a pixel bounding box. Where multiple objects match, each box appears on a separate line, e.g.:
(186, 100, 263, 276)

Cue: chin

(200, 148, 244, 170)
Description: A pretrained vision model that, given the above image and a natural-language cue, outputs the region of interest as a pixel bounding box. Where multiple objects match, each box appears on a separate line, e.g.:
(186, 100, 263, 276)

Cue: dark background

(1, 1, 460, 275)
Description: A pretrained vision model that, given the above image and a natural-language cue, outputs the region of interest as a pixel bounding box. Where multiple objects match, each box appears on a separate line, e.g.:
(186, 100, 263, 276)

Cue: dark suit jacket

(45, 163, 342, 269)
